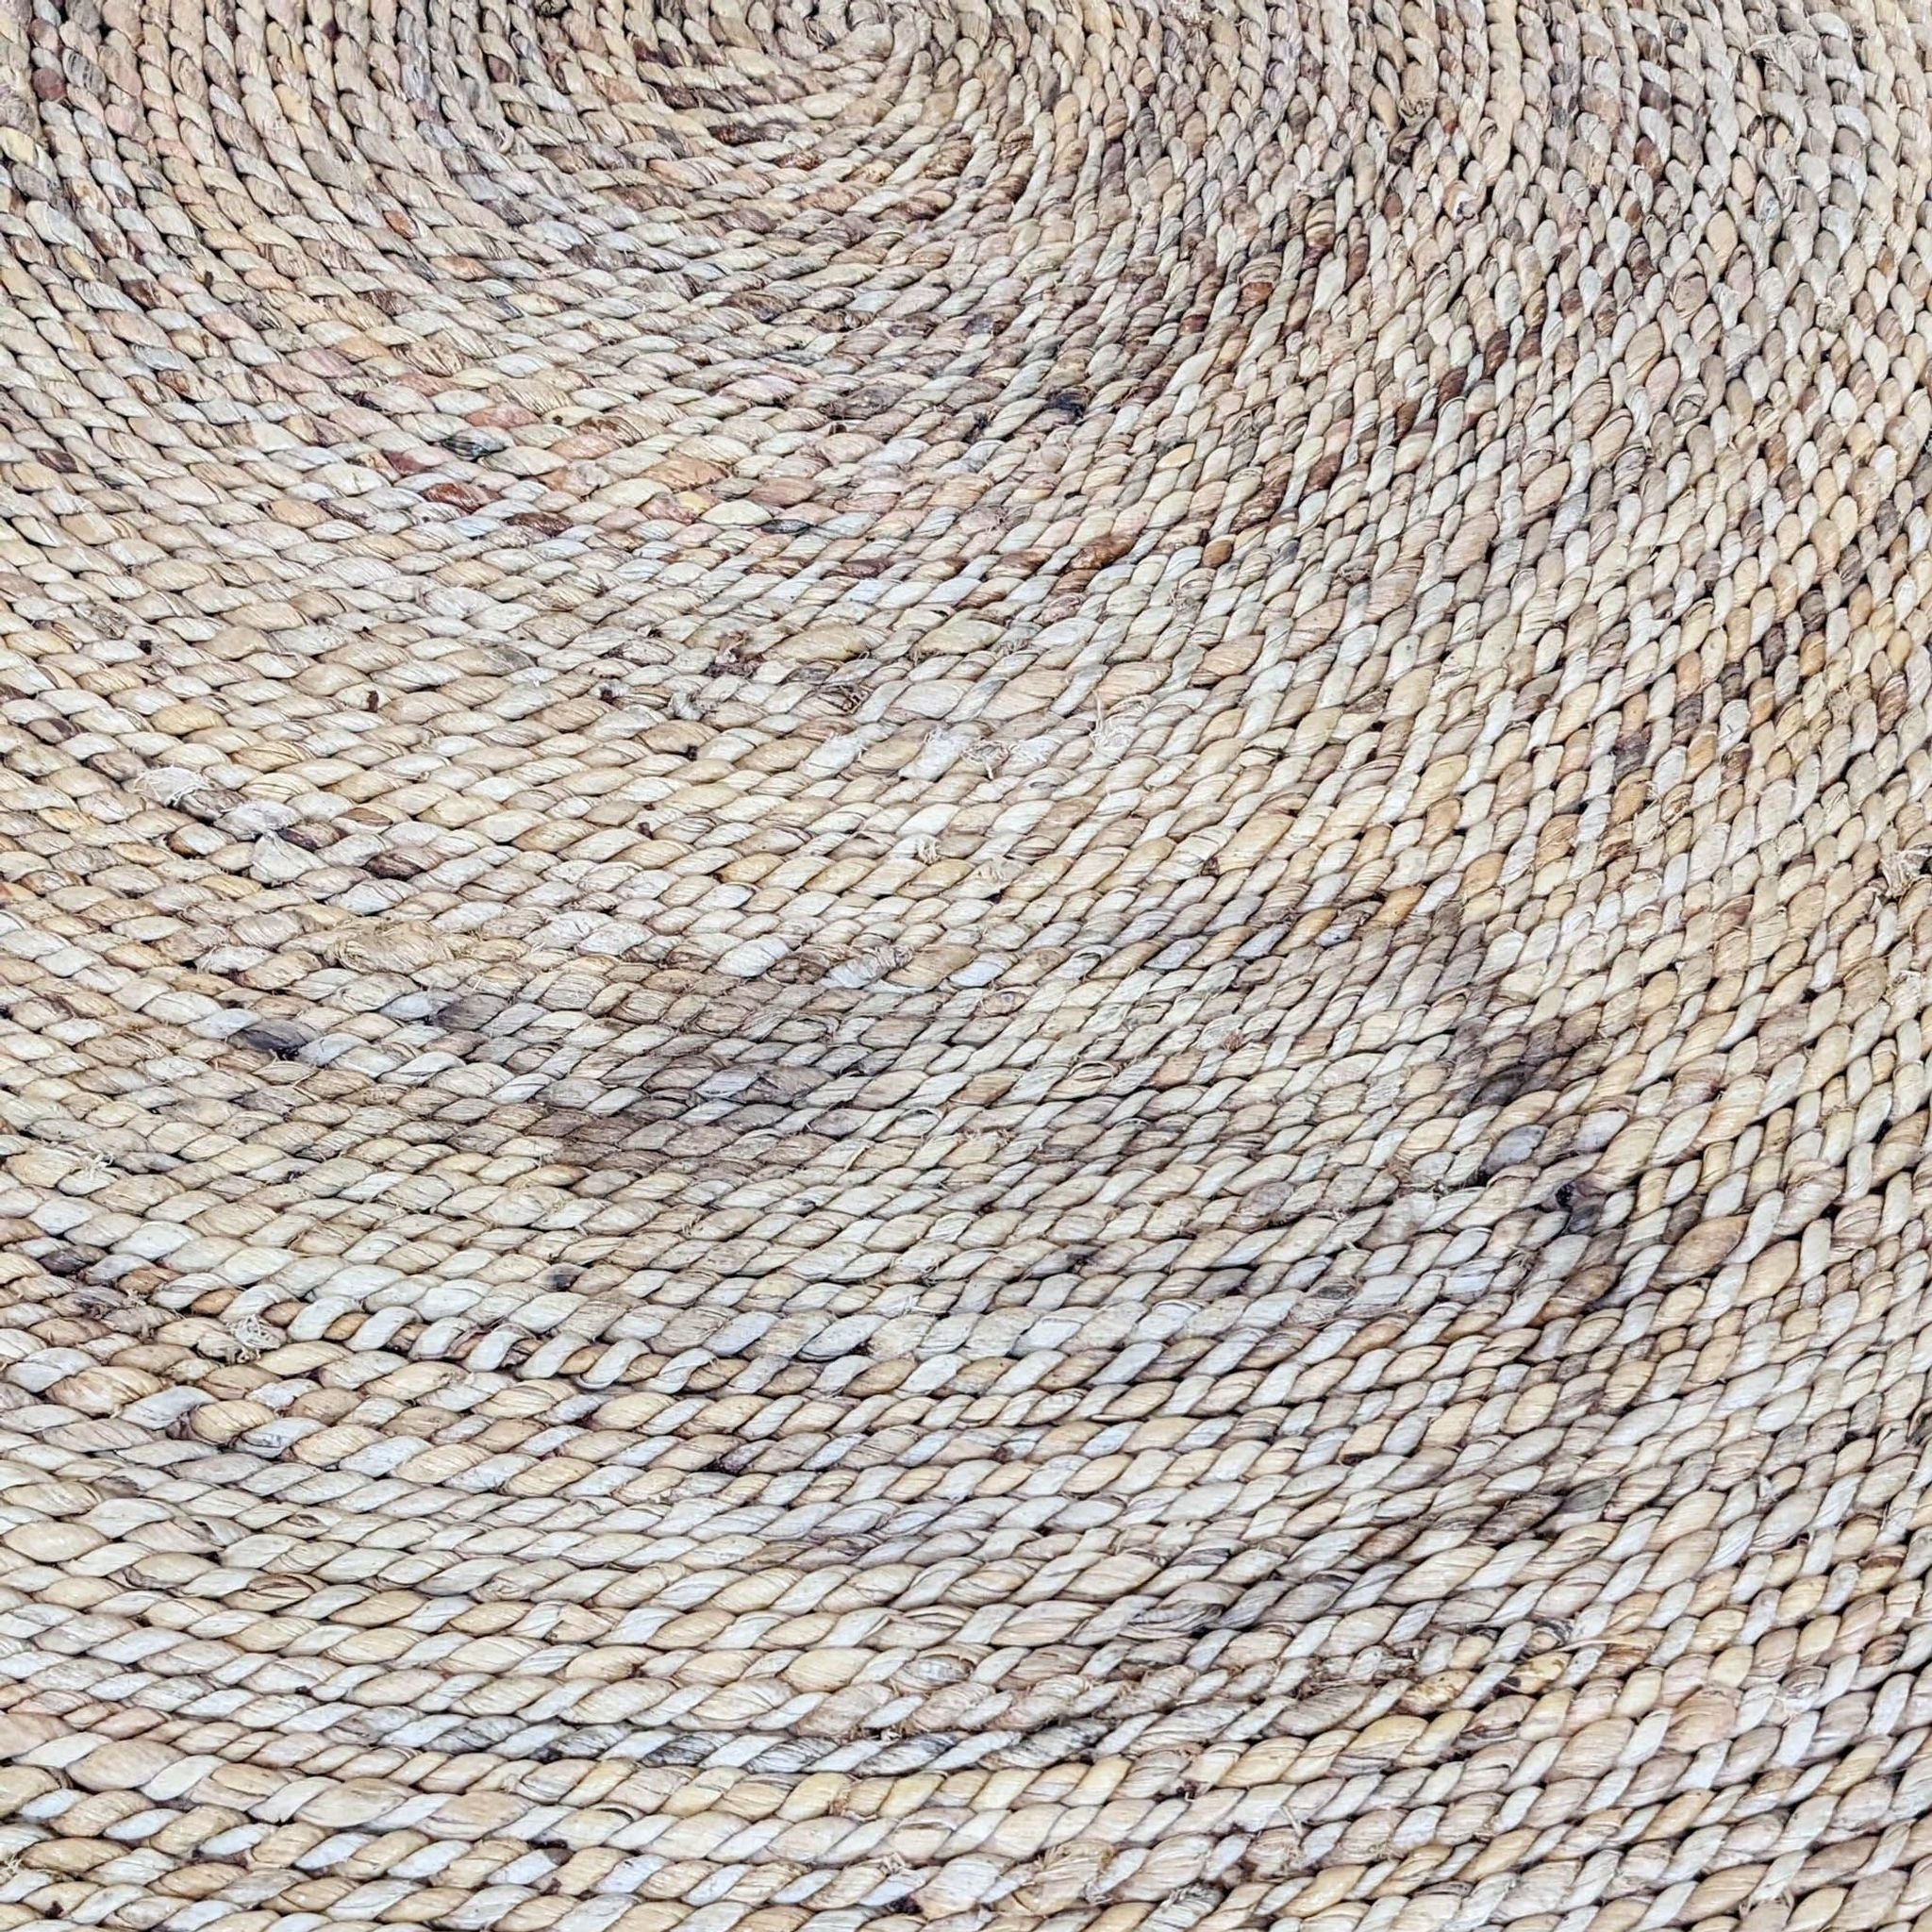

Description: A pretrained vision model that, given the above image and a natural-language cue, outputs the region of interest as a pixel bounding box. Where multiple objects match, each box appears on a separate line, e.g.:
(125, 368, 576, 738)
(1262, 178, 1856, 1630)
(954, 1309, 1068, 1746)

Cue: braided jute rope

(8, 0, 1932, 1923)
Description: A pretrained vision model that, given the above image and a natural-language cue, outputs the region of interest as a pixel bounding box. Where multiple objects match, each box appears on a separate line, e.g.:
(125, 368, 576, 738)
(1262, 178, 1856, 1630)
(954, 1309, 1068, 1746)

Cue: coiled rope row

(4, 0, 1932, 1924)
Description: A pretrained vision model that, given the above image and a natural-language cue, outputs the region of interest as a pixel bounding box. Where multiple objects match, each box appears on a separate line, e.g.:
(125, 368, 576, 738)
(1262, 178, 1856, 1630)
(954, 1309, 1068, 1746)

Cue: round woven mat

(4, 0, 1932, 1924)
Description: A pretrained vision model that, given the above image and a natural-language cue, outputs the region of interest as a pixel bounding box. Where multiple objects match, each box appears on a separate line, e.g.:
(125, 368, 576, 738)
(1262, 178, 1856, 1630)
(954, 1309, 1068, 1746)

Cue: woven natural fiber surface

(5, 0, 1932, 1924)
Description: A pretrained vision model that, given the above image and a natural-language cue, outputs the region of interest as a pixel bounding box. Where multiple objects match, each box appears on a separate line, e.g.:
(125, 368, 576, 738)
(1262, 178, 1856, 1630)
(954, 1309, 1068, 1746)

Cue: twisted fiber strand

(4, 0, 1932, 1924)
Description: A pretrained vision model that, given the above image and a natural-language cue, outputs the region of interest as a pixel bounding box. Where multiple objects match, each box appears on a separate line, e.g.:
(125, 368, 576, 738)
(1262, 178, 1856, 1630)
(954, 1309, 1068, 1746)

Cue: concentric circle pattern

(6, 0, 1932, 1923)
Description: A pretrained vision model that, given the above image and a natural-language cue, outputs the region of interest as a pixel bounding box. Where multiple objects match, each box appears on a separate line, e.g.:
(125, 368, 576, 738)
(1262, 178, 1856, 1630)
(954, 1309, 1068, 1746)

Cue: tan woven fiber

(9, 0, 1932, 1924)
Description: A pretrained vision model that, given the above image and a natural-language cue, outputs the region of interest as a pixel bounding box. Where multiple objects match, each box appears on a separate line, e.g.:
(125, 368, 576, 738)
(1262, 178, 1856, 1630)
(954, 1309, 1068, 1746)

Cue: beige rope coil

(2, 0, 1932, 1924)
